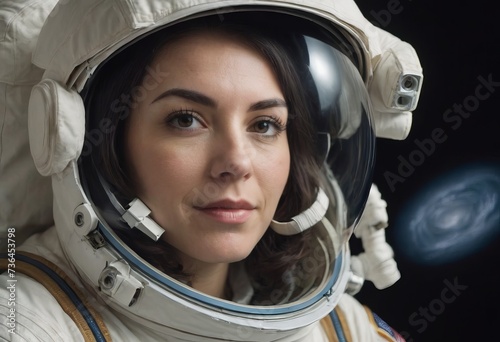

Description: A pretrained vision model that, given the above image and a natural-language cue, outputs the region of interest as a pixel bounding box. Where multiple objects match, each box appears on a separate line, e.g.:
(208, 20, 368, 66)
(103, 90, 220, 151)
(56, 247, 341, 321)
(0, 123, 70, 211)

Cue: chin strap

(270, 188, 329, 235)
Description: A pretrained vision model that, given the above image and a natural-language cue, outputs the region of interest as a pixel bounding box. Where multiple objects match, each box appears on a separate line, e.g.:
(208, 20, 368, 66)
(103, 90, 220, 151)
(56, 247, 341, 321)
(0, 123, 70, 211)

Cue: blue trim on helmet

(97, 222, 343, 315)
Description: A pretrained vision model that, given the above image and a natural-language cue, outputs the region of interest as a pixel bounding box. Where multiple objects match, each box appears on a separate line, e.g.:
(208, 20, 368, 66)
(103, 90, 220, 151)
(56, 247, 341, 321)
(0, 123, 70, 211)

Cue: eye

(174, 114, 195, 128)
(254, 121, 272, 133)
(249, 116, 287, 137)
(166, 110, 204, 130)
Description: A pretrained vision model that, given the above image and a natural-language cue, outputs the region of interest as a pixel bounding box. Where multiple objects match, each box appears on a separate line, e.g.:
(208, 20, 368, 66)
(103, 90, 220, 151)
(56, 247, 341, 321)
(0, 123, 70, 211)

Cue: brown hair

(82, 14, 325, 304)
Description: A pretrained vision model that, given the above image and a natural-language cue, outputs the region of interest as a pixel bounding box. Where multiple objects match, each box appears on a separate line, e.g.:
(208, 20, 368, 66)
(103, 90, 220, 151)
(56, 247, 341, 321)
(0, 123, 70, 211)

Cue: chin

(202, 249, 253, 264)
(194, 242, 256, 264)
(177, 230, 265, 265)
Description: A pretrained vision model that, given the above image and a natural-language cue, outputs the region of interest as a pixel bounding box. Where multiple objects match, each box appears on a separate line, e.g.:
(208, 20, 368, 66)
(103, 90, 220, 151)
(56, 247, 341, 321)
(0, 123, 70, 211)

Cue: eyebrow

(152, 88, 216, 107)
(249, 98, 287, 111)
(152, 88, 287, 111)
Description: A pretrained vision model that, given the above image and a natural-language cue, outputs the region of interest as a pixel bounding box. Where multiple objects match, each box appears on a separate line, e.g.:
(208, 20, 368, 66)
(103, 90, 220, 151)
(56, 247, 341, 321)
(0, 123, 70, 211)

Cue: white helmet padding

(0, 0, 58, 252)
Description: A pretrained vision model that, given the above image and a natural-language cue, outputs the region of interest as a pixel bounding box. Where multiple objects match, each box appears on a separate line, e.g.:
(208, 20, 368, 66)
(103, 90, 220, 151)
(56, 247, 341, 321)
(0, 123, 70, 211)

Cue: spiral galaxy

(395, 163, 500, 265)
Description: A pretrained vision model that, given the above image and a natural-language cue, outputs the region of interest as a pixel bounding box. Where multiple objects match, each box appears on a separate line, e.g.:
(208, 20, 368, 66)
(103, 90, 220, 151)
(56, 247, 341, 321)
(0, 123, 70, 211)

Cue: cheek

(259, 143, 291, 202)
(276, 139, 291, 184)
(129, 139, 202, 204)
(273, 155, 291, 189)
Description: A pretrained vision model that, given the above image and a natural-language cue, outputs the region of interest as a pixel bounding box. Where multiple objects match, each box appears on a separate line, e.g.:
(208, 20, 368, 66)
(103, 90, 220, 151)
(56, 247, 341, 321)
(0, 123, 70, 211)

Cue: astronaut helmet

(26, 0, 418, 340)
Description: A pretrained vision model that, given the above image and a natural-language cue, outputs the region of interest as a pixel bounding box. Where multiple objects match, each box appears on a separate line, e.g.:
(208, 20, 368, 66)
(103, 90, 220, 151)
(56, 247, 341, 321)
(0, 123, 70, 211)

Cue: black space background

(352, 0, 500, 341)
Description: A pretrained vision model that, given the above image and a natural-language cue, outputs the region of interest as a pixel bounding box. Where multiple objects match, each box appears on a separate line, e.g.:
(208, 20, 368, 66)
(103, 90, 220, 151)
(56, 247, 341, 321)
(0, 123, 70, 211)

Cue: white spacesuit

(0, 0, 422, 341)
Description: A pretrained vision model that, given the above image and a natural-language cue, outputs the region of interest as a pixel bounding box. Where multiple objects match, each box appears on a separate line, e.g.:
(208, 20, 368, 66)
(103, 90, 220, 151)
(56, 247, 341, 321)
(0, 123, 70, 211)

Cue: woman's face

(126, 31, 290, 268)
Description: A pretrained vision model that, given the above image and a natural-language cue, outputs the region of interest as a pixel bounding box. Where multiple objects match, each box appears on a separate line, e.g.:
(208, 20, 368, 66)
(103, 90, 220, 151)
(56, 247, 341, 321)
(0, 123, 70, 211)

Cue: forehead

(153, 29, 262, 65)
(144, 29, 284, 97)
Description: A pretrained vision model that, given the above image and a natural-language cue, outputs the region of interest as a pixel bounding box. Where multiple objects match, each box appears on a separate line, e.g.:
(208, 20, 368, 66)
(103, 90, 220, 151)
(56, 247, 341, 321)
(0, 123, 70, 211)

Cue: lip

(194, 199, 255, 224)
(199, 199, 255, 210)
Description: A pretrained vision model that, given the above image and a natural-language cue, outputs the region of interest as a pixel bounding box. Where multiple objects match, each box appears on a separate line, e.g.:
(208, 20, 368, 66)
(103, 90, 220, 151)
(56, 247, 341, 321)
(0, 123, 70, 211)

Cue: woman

(82, 15, 333, 305)
(0, 0, 421, 341)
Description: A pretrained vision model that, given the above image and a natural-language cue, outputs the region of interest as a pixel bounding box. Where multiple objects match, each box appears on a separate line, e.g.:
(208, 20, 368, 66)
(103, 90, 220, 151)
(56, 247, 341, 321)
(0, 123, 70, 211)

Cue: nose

(209, 131, 252, 182)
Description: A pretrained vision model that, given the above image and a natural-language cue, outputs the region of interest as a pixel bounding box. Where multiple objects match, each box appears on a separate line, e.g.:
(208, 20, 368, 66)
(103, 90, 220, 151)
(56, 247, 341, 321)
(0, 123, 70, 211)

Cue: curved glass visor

(78, 11, 375, 315)
(307, 35, 376, 239)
